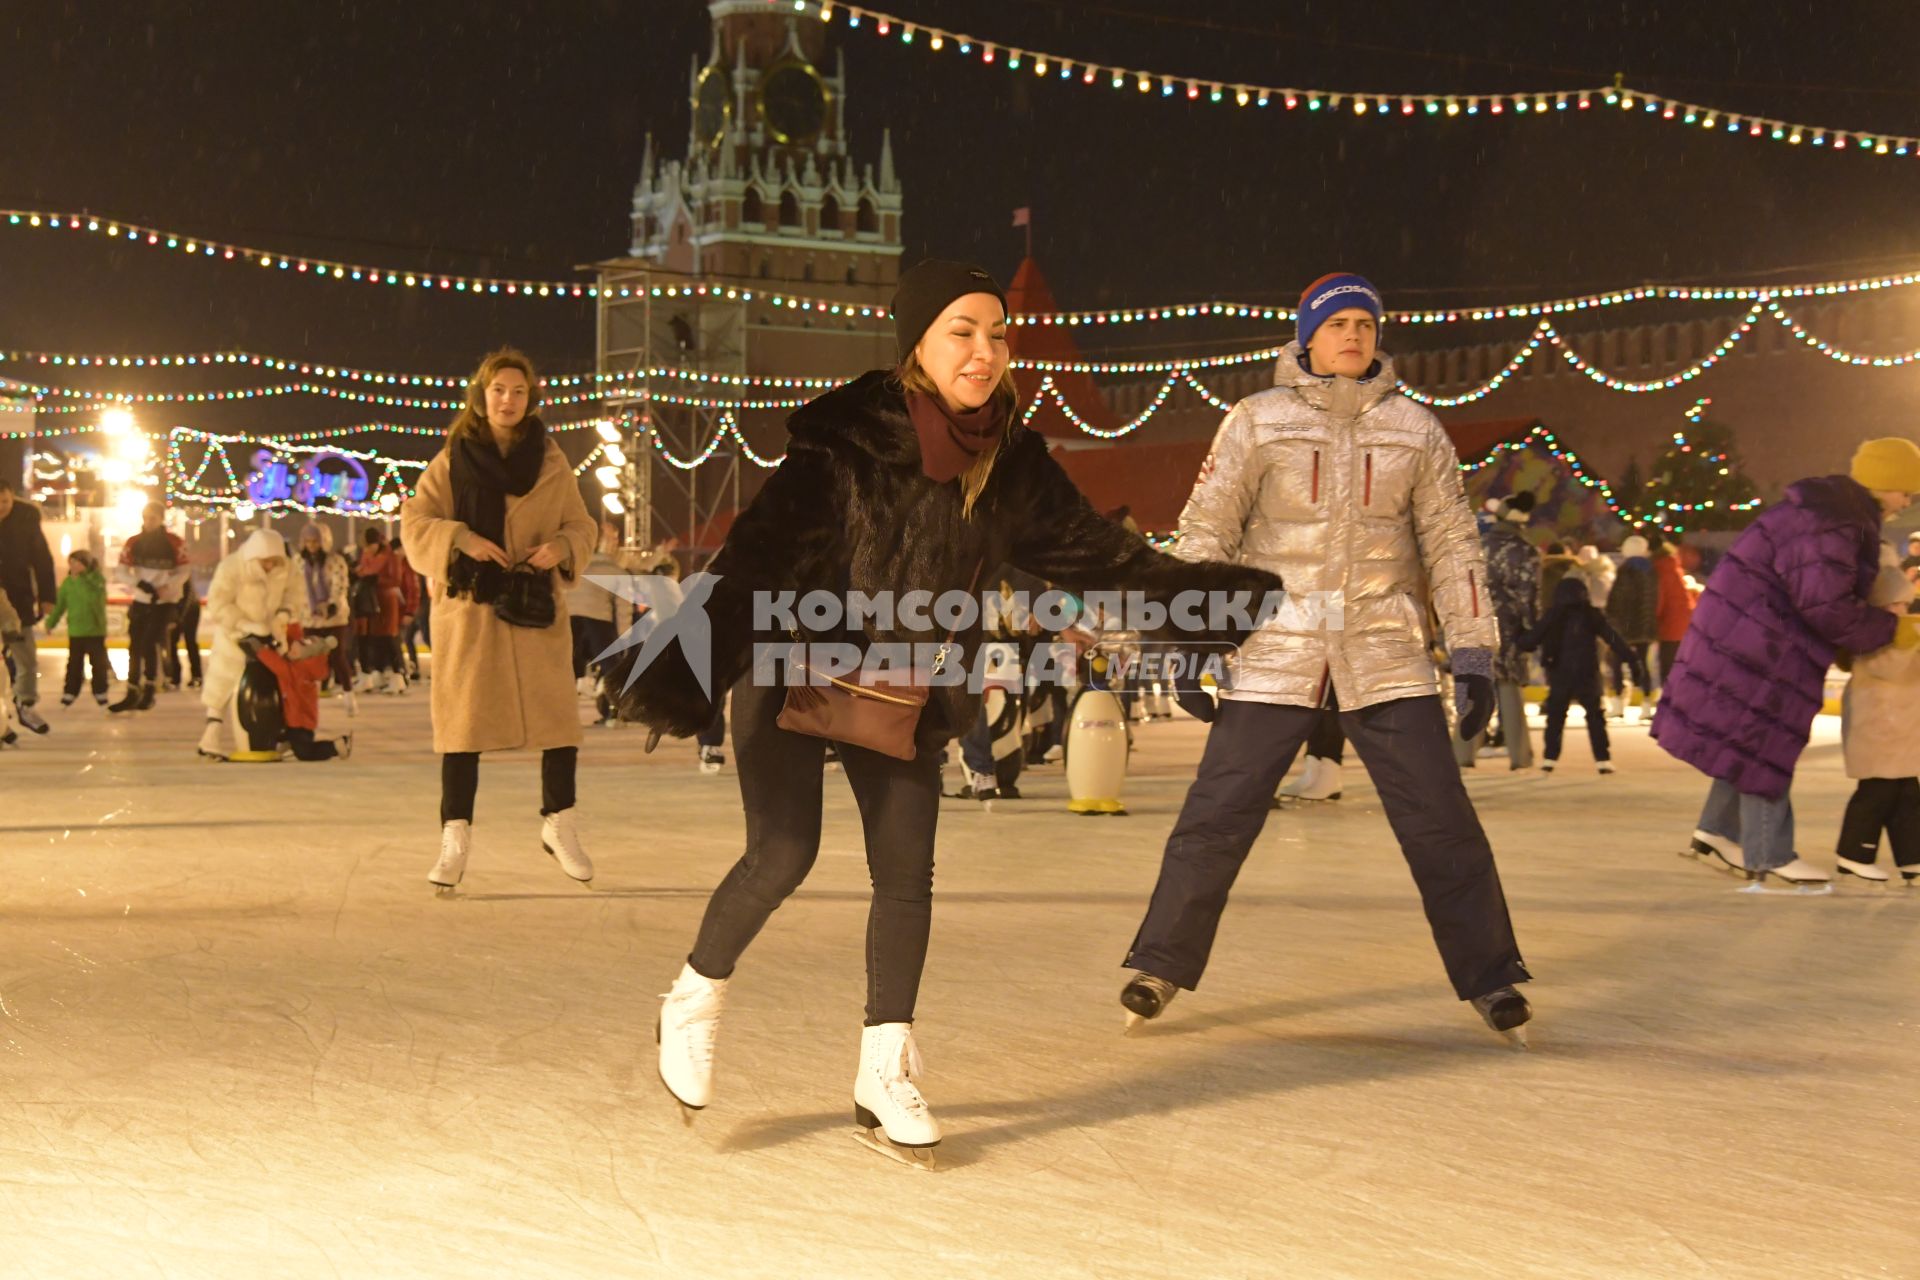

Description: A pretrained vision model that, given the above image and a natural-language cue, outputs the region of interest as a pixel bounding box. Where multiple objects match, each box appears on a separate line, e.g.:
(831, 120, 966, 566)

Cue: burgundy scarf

(907, 392, 1005, 483)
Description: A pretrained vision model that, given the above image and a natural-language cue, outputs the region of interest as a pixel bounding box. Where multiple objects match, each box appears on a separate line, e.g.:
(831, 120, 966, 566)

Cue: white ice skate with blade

(657, 963, 727, 1118)
(540, 808, 594, 884)
(429, 820, 470, 895)
(1737, 856, 1833, 895)
(1683, 828, 1744, 876)
(852, 1022, 940, 1169)
(197, 718, 228, 762)
(1288, 756, 1343, 802)
(1835, 856, 1890, 887)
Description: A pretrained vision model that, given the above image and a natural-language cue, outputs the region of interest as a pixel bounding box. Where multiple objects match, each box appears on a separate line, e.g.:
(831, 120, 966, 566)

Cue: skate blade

(1681, 847, 1746, 878)
(853, 1128, 938, 1171)
(431, 883, 459, 899)
(1501, 1026, 1531, 1051)
(1735, 880, 1833, 896)
(1123, 1010, 1152, 1035)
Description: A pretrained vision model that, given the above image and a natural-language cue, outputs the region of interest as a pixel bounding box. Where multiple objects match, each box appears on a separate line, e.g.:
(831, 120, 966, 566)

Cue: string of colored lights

(20, 379, 814, 415)
(15, 209, 1920, 329)
(163, 427, 430, 515)
(1766, 300, 1920, 367)
(1397, 329, 1548, 407)
(803, 0, 1920, 158)
(649, 413, 789, 470)
(1547, 304, 1762, 392)
(3, 342, 1295, 384)
(0, 348, 846, 393)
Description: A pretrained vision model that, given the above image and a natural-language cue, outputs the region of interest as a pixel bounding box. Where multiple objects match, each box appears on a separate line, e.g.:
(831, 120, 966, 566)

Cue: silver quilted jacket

(1173, 344, 1496, 710)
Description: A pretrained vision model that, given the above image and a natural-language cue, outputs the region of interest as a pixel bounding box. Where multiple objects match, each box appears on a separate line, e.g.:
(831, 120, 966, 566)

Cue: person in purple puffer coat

(1653, 438, 1920, 887)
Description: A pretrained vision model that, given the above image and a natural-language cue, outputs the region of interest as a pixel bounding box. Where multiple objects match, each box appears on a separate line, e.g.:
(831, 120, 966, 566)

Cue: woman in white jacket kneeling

(199, 529, 301, 759)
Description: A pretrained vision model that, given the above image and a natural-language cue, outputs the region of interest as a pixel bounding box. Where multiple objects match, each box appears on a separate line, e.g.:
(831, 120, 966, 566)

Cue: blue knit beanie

(1297, 272, 1384, 349)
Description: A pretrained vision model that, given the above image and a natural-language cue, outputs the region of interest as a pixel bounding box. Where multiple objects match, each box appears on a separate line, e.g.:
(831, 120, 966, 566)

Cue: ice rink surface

(3, 662, 1916, 1279)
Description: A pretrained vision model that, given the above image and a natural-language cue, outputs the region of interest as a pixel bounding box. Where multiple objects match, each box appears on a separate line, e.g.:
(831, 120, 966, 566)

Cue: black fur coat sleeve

(610, 439, 844, 737)
(996, 432, 1284, 647)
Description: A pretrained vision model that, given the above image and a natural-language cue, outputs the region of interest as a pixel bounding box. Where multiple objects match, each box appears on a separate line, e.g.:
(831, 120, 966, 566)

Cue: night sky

(7, 0, 1920, 449)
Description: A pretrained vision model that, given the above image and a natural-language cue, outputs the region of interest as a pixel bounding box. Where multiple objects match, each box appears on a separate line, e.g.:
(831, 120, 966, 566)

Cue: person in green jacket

(45, 550, 111, 706)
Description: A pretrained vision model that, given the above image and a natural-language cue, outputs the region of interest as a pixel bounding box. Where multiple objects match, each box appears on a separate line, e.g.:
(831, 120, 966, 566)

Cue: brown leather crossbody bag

(776, 562, 981, 761)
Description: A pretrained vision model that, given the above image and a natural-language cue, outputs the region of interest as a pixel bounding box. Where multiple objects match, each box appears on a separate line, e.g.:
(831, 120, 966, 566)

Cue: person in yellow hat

(1651, 437, 1920, 889)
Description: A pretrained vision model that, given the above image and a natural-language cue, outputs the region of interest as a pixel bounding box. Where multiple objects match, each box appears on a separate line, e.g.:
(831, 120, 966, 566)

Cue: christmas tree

(1636, 398, 1761, 533)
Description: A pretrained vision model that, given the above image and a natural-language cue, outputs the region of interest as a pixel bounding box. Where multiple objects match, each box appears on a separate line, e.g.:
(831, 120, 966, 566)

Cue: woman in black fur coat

(626, 260, 1281, 1163)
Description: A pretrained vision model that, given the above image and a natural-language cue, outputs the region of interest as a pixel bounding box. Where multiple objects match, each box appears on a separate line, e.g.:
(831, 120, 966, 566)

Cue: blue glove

(1453, 647, 1496, 741)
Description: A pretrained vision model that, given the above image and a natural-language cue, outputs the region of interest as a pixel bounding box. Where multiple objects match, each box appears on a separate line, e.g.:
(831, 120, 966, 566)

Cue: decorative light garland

(19, 378, 814, 416)
(0, 348, 845, 392)
(164, 427, 430, 515)
(649, 412, 789, 470)
(1547, 304, 1760, 391)
(799, 0, 1920, 159)
(1766, 300, 1920, 366)
(1398, 330, 1547, 407)
(15, 209, 1920, 330)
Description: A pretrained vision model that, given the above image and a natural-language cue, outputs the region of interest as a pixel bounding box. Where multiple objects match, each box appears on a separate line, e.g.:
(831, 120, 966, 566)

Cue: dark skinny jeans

(688, 677, 944, 1025)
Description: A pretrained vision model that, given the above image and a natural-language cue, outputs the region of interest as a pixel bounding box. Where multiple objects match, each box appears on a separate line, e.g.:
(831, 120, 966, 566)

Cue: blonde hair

(893, 353, 1019, 518)
(449, 347, 540, 442)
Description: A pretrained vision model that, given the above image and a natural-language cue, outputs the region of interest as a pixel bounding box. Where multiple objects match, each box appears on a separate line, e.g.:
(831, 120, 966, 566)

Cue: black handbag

(492, 561, 557, 629)
(349, 573, 382, 619)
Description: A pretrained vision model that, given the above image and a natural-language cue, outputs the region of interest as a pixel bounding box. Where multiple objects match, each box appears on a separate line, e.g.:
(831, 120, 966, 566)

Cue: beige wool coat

(1843, 552, 1920, 781)
(402, 437, 597, 755)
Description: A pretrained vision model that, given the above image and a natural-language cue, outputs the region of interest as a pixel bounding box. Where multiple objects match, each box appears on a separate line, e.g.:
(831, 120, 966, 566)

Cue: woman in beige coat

(402, 348, 598, 892)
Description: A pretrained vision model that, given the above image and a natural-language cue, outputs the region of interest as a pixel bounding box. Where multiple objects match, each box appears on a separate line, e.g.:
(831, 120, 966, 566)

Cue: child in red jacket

(251, 626, 353, 761)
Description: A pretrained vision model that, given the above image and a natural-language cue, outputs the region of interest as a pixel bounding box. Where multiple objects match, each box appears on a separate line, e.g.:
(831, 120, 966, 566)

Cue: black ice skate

(1471, 986, 1532, 1051)
(1120, 972, 1178, 1034)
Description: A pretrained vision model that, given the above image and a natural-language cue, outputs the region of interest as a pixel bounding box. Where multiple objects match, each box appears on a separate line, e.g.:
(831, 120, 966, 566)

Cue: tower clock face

(693, 65, 730, 149)
(759, 61, 827, 145)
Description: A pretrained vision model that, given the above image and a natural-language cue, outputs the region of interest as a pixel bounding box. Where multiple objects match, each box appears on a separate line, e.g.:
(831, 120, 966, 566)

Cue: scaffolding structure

(595, 261, 748, 554)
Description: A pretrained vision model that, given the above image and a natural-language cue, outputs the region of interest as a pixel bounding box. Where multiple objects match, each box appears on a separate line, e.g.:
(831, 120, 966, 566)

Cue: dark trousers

(1124, 695, 1529, 1001)
(440, 747, 578, 824)
(1836, 777, 1920, 867)
(1655, 639, 1681, 690)
(697, 692, 727, 749)
(167, 597, 202, 683)
(360, 633, 400, 674)
(570, 615, 616, 680)
(1542, 676, 1610, 762)
(64, 637, 110, 698)
(126, 601, 171, 686)
(689, 677, 944, 1025)
(285, 727, 340, 762)
(1608, 642, 1652, 695)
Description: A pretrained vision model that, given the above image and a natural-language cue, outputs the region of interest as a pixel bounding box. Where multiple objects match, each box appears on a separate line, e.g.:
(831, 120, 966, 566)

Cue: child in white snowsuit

(1836, 546, 1920, 884)
(1519, 576, 1649, 773)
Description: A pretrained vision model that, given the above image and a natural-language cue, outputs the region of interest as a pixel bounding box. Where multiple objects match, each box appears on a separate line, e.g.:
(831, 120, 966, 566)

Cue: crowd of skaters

(3, 261, 1920, 1166)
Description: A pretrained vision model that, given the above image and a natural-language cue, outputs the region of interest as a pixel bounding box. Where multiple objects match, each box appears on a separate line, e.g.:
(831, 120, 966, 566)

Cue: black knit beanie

(892, 260, 1009, 360)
